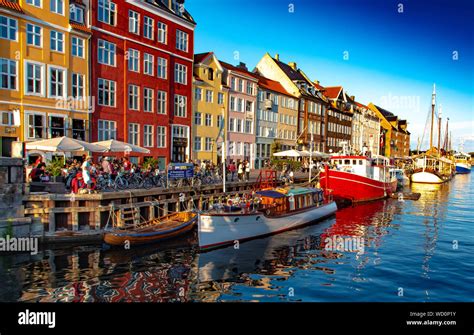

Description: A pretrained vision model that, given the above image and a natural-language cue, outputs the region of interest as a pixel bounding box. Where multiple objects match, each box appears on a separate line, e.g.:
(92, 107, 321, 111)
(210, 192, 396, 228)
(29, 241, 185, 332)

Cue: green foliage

(46, 157, 64, 177)
(2, 218, 14, 239)
(143, 157, 159, 170)
(270, 157, 301, 171)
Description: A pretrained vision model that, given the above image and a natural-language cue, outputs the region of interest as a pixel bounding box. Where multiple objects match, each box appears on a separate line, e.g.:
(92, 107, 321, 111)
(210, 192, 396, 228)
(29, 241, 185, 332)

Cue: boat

(104, 212, 197, 246)
(198, 186, 337, 250)
(453, 152, 471, 174)
(319, 155, 397, 203)
(389, 168, 410, 189)
(411, 84, 455, 184)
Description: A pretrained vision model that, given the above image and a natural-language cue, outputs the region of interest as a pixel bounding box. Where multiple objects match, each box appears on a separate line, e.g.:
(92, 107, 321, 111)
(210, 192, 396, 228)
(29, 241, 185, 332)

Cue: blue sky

(187, 0, 474, 151)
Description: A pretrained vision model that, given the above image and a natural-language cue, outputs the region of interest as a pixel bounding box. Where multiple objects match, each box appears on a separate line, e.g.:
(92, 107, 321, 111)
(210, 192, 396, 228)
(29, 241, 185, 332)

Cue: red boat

(319, 155, 397, 203)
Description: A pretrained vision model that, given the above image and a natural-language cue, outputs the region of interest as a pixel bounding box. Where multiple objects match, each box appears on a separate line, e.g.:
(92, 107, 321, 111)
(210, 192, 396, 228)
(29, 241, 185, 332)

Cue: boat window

(344, 159, 350, 164)
(353, 160, 357, 165)
(359, 160, 363, 165)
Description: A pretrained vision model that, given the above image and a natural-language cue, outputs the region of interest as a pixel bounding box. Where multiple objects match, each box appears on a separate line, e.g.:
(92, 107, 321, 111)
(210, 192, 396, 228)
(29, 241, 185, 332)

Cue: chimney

(288, 62, 297, 70)
(237, 62, 248, 71)
(275, 53, 279, 61)
(314, 80, 320, 85)
(350, 95, 355, 101)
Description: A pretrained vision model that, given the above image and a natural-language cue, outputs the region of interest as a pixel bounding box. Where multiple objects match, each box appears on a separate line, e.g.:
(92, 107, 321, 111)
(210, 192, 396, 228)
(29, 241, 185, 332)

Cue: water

(1, 173, 473, 302)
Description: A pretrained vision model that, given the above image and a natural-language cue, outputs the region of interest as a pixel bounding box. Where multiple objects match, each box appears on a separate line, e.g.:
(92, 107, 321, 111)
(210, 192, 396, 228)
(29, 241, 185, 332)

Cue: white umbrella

(273, 149, 310, 157)
(93, 139, 150, 154)
(26, 136, 107, 152)
(302, 150, 331, 159)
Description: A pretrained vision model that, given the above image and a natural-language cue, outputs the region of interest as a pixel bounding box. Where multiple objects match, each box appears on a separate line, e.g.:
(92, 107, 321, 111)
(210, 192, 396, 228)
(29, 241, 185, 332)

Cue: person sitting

(29, 163, 46, 182)
(71, 172, 86, 194)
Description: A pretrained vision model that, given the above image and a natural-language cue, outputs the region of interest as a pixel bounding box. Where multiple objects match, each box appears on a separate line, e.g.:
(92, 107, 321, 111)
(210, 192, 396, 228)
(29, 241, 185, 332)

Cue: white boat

(389, 168, 410, 188)
(454, 152, 471, 174)
(198, 187, 337, 250)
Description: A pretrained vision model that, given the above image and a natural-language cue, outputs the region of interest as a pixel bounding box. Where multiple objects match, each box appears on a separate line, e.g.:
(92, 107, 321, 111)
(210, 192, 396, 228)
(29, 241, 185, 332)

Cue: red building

(90, 0, 195, 168)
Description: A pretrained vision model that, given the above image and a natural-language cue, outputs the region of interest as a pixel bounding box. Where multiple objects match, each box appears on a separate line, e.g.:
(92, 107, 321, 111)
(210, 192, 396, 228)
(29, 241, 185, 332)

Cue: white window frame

(72, 72, 85, 100)
(174, 63, 187, 85)
(26, 23, 42, 47)
(50, 0, 64, 15)
(98, 39, 116, 67)
(98, 0, 116, 26)
(98, 119, 116, 141)
(128, 84, 140, 111)
(0, 15, 17, 42)
(174, 94, 187, 118)
(194, 136, 201, 151)
(1, 111, 13, 126)
(24, 60, 44, 96)
(128, 123, 140, 146)
(143, 16, 154, 40)
(71, 36, 84, 58)
(50, 30, 64, 53)
(157, 90, 167, 114)
(70, 4, 84, 23)
(205, 137, 212, 152)
(176, 30, 188, 52)
(26, 0, 42, 8)
(157, 57, 167, 79)
(143, 87, 153, 113)
(144, 124, 154, 147)
(156, 126, 166, 148)
(157, 22, 167, 44)
(47, 65, 67, 99)
(0, 58, 18, 91)
(205, 113, 212, 127)
(128, 48, 140, 72)
(128, 10, 140, 35)
(97, 78, 116, 107)
(25, 111, 46, 140)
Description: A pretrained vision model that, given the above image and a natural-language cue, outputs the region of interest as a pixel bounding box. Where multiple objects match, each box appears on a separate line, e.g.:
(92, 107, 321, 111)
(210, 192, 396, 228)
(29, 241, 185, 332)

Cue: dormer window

(70, 4, 84, 24)
(208, 68, 214, 81)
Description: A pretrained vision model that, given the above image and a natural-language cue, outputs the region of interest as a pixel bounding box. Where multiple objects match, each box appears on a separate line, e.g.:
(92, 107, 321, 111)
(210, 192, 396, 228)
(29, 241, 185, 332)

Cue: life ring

(288, 193, 295, 202)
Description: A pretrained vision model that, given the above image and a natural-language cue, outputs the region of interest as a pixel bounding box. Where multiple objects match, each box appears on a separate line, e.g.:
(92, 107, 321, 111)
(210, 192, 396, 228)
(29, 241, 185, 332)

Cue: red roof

(355, 101, 368, 109)
(323, 86, 343, 99)
(194, 52, 212, 64)
(0, 0, 23, 13)
(220, 60, 259, 79)
(313, 82, 325, 90)
(254, 74, 294, 97)
(70, 22, 91, 33)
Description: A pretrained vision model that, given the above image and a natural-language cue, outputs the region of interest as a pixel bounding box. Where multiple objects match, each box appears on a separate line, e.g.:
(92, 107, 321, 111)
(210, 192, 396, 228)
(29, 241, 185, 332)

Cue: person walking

(245, 160, 250, 181)
(237, 161, 243, 181)
(81, 156, 93, 192)
(229, 161, 236, 182)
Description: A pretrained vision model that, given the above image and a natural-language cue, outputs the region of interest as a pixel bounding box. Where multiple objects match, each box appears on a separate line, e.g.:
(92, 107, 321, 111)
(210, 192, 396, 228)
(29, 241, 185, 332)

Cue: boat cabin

(256, 187, 324, 216)
(329, 155, 392, 183)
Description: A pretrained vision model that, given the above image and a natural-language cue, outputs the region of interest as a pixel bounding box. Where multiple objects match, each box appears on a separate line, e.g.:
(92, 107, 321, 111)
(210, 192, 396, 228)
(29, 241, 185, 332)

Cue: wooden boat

(319, 155, 397, 203)
(104, 212, 197, 246)
(198, 186, 337, 250)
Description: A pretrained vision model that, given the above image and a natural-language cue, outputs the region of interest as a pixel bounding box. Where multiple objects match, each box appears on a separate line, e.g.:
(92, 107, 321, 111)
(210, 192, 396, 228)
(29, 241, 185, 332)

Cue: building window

(194, 112, 201, 125)
(98, 0, 116, 26)
(1, 111, 13, 127)
(245, 101, 253, 113)
(205, 113, 212, 127)
(50, 0, 64, 15)
(217, 115, 223, 128)
(205, 90, 213, 103)
(230, 97, 235, 111)
(157, 22, 167, 44)
(70, 4, 84, 23)
(48, 66, 65, 98)
(236, 119, 242, 133)
(128, 10, 139, 34)
(72, 73, 84, 99)
(208, 68, 214, 81)
(194, 136, 201, 151)
(157, 126, 166, 148)
(50, 116, 65, 137)
(98, 78, 116, 107)
(71, 37, 84, 58)
(176, 30, 188, 52)
(0, 16, 17, 41)
(144, 87, 153, 113)
(98, 120, 116, 141)
(128, 85, 139, 110)
(26, 24, 41, 47)
(174, 95, 186, 117)
(144, 125, 153, 147)
(98, 39, 116, 66)
(50, 31, 64, 52)
(27, 114, 45, 139)
(143, 16, 154, 39)
(205, 137, 212, 152)
(157, 90, 167, 114)
(157, 57, 167, 79)
(245, 120, 252, 134)
(25, 62, 42, 95)
(194, 87, 202, 101)
(72, 119, 85, 140)
(238, 79, 243, 92)
(229, 118, 234, 132)
(128, 49, 140, 72)
(143, 53, 154, 76)
(246, 82, 253, 95)
(237, 98, 243, 112)
(128, 123, 139, 145)
(230, 77, 235, 90)
(218, 92, 224, 105)
(174, 63, 187, 84)
(26, 0, 41, 7)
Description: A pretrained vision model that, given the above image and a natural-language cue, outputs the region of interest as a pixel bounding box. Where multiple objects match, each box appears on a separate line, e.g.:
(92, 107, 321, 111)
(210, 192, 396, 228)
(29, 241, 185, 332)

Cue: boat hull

(319, 170, 394, 203)
(198, 202, 337, 250)
(455, 164, 471, 174)
(410, 171, 447, 184)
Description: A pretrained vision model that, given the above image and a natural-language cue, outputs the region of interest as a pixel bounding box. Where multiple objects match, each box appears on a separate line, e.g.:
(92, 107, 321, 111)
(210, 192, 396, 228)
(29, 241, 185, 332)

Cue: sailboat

(411, 85, 455, 184)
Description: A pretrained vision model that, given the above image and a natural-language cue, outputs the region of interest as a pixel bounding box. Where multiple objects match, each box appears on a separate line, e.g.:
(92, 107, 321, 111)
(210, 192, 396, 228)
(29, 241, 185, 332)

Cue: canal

(0, 173, 472, 302)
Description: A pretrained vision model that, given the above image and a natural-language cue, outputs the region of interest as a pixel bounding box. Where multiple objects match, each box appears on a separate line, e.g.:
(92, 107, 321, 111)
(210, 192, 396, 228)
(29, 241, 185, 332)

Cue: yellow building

(0, 0, 91, 158)
(192, 52, 228, 165)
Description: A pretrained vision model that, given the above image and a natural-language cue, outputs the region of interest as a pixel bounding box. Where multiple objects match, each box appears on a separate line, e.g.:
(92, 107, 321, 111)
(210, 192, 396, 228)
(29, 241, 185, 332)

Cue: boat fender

(288, 193, 295, 202)
(265, 209, 271, 216)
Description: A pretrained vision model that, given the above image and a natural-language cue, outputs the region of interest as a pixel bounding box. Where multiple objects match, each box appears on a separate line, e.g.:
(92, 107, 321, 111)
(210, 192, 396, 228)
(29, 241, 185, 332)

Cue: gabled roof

(375, 105, 395, 118)
(253, 74, 295, 97)
(324, 86, 343, 99)
(355, 101, 369, 109)
(0, 0, 23, 13)
(146, 0, 196, 25)
(70, 22, 91, 33)
(194, 52, 212, 64)
(220, 61, 259, 80)
(271, 57, 307, 82)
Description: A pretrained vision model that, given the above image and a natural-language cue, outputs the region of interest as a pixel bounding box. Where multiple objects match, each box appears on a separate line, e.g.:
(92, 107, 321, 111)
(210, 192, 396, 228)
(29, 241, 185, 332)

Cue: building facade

(192, 52, 227, 165)
(221, 61, 258, 168)
(0, 0, 91, 158)
(352, 101, 380, 155)
(90, 0, 195, 167)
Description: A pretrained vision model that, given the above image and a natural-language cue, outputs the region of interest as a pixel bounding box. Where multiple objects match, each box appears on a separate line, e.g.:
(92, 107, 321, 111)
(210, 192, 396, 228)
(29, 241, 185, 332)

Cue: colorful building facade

(90, 0, 195, 166)
(352, 100, 380, 155)
(0, 0, 91, 158)
(192, 52, 227, 165)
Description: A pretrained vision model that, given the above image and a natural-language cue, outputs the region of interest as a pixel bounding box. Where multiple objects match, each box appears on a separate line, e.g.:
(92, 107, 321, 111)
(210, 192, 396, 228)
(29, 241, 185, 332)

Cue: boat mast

(430, 83, 436, 151)
(221, 107, 226, 193)
(438, 105, 442, 157)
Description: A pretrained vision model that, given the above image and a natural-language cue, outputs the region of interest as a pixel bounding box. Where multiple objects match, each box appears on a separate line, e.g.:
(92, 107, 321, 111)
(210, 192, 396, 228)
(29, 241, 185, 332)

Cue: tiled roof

(355, 101, 368, 109)
(313, 82, 325, 90)
(194, 52, 212, 64)
(70, 21, 91, 33)
(375, 105, 394, 118)
(220, 60, 259, 79)
(147, 0, 196, 25)
(0, 0, 23, 13)
(272, 57, 307, 82)
(323, 86, 343, 99)
(253, 74, 295, 97)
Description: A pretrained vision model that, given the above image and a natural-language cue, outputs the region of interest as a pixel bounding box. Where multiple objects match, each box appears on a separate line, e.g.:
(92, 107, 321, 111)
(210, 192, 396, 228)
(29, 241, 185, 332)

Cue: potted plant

(46, 157, 65, 183)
